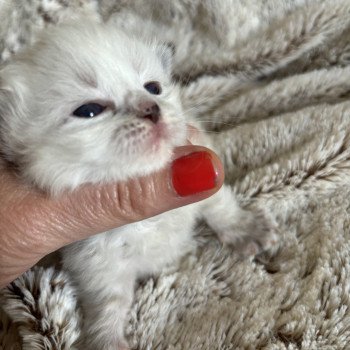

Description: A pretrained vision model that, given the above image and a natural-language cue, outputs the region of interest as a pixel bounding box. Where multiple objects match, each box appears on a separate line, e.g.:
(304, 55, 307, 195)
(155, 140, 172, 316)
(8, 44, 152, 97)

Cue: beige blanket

(2, 0, 350, 349)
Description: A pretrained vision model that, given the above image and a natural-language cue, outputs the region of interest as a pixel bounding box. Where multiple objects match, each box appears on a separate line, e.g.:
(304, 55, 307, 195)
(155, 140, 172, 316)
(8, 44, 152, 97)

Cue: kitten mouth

(147, 122, 178, 150)
(152, 122, 168, 139)
(127, 120, 184, 156)
(147, 123, 169, 147)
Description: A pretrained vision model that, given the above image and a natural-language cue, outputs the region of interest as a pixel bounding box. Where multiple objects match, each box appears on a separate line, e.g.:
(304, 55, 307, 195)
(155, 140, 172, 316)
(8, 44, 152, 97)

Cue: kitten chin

(20, 135, 184, 196)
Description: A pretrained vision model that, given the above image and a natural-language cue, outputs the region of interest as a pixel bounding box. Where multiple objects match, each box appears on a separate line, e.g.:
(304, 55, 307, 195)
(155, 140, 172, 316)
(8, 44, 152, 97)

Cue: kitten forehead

(76, 69, 98, 89)
(0, 20, 173, 117)
(23, 22, 166, 86)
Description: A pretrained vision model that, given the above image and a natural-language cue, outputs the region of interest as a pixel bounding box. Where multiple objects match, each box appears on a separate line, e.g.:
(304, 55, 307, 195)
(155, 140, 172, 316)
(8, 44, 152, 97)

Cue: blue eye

(73, 103, 106, 118)
(144, 81, 162, 95)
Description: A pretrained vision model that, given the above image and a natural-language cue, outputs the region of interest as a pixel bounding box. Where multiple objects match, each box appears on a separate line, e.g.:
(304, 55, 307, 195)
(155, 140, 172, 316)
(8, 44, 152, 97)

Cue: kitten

(0, 21, 277, 350)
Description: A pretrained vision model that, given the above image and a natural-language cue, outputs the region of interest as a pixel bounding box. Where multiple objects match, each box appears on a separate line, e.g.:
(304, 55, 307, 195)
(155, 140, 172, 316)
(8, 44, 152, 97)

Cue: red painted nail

(171, 151, 218, 197)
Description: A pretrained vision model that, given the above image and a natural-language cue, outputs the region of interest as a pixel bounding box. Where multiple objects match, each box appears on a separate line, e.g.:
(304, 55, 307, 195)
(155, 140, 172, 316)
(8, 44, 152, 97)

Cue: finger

(51, 145, 224, 247)
(1, 145, 224, 255)
(0, 145, 224, 284)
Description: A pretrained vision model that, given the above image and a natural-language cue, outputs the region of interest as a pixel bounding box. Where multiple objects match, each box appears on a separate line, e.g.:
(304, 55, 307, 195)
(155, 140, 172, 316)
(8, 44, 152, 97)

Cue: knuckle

(103, 177, 158, 222)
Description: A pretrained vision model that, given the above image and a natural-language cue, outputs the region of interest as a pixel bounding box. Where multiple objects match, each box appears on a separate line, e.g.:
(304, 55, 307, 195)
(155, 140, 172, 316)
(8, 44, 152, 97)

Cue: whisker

(188, 129, 223, 134)
(184, 116, 239, 128)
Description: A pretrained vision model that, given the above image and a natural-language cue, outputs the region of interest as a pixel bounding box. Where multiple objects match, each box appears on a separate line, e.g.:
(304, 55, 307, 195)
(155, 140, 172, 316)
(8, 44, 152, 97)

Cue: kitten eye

(72, 103, 106, 118)
(144, 81, 162, 95)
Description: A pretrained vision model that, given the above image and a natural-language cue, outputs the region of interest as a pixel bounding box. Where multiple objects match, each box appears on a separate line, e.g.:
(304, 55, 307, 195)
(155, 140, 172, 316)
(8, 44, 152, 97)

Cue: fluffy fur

(0, 21, 276, 350)
(4, 0, 350, 349)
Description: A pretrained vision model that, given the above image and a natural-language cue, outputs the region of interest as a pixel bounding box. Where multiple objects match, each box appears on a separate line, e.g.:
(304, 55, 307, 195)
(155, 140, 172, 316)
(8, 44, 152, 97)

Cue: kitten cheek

(165, 120, 187, 145)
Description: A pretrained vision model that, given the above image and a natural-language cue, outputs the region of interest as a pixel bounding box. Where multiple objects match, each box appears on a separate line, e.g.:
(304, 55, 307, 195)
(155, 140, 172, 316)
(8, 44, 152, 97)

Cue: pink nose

(137, 101, 160, 124)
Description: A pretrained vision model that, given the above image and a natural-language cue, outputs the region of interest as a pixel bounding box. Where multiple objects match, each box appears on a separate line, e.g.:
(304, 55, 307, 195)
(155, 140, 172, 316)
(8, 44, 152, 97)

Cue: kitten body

(0, 21, 276, 350)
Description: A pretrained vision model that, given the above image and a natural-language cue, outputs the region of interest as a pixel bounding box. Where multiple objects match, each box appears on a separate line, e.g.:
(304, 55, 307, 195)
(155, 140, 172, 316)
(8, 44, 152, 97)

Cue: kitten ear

(157, 42, 175, 75)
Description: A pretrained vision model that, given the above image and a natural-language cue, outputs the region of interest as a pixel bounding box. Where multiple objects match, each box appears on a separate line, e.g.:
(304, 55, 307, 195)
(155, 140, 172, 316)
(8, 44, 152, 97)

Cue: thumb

(53, 145, 224, 246)
(0, 146, 224, 286)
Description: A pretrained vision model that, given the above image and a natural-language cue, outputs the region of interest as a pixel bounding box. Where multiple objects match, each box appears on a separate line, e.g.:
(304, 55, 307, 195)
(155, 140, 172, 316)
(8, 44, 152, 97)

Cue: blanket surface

(2, 0, 350, 349)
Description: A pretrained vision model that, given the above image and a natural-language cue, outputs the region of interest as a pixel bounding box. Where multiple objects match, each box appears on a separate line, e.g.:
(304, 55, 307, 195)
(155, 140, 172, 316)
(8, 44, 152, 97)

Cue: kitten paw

(218, 209, 279, 257)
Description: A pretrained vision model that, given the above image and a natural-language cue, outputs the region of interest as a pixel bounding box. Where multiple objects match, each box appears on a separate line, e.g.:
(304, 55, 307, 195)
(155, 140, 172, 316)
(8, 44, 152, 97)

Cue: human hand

(0, 145, 224, 288)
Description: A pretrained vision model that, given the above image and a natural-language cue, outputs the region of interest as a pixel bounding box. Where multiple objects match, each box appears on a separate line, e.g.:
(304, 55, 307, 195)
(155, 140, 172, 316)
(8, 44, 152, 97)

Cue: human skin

(0, 145, 224, 288)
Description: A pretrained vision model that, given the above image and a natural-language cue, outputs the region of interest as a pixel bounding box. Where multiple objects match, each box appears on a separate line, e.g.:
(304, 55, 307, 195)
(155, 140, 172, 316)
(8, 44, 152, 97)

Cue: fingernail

(171, 151, 218, 197)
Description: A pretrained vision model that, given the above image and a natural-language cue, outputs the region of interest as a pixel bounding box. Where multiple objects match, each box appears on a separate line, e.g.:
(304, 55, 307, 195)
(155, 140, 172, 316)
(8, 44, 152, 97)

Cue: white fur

(0, 21, 277, 350)
(0, 21, 185, 193)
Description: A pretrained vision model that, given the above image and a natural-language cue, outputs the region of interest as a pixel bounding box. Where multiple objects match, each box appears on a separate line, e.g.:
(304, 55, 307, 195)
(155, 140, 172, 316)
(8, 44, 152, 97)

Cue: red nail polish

(172, 151, 218, 197)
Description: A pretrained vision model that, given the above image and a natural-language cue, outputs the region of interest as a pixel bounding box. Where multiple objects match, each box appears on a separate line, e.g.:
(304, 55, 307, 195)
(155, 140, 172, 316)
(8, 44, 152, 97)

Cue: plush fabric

(2, 0, 350, 349)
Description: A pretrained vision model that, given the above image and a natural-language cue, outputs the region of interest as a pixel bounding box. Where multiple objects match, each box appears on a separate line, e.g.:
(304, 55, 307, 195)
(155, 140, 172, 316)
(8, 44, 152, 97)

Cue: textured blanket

(2, 0, 350, 349)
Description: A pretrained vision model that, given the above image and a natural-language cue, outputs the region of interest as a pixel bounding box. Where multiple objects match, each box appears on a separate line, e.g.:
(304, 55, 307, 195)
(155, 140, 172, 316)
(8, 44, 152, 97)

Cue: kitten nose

(137, 101, 160, 124)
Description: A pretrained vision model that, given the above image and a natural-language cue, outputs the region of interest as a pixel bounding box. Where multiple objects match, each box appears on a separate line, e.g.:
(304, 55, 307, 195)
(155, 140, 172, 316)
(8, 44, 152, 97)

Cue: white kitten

(0, 21, 277, 350)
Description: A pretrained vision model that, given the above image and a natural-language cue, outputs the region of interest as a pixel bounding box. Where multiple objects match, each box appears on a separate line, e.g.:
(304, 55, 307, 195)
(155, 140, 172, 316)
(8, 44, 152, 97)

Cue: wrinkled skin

(0, 144, 224, 288)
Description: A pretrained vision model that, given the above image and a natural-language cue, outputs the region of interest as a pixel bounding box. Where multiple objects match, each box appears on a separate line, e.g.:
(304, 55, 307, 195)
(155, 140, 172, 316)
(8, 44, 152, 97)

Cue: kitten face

(0, 22, 186, 193)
